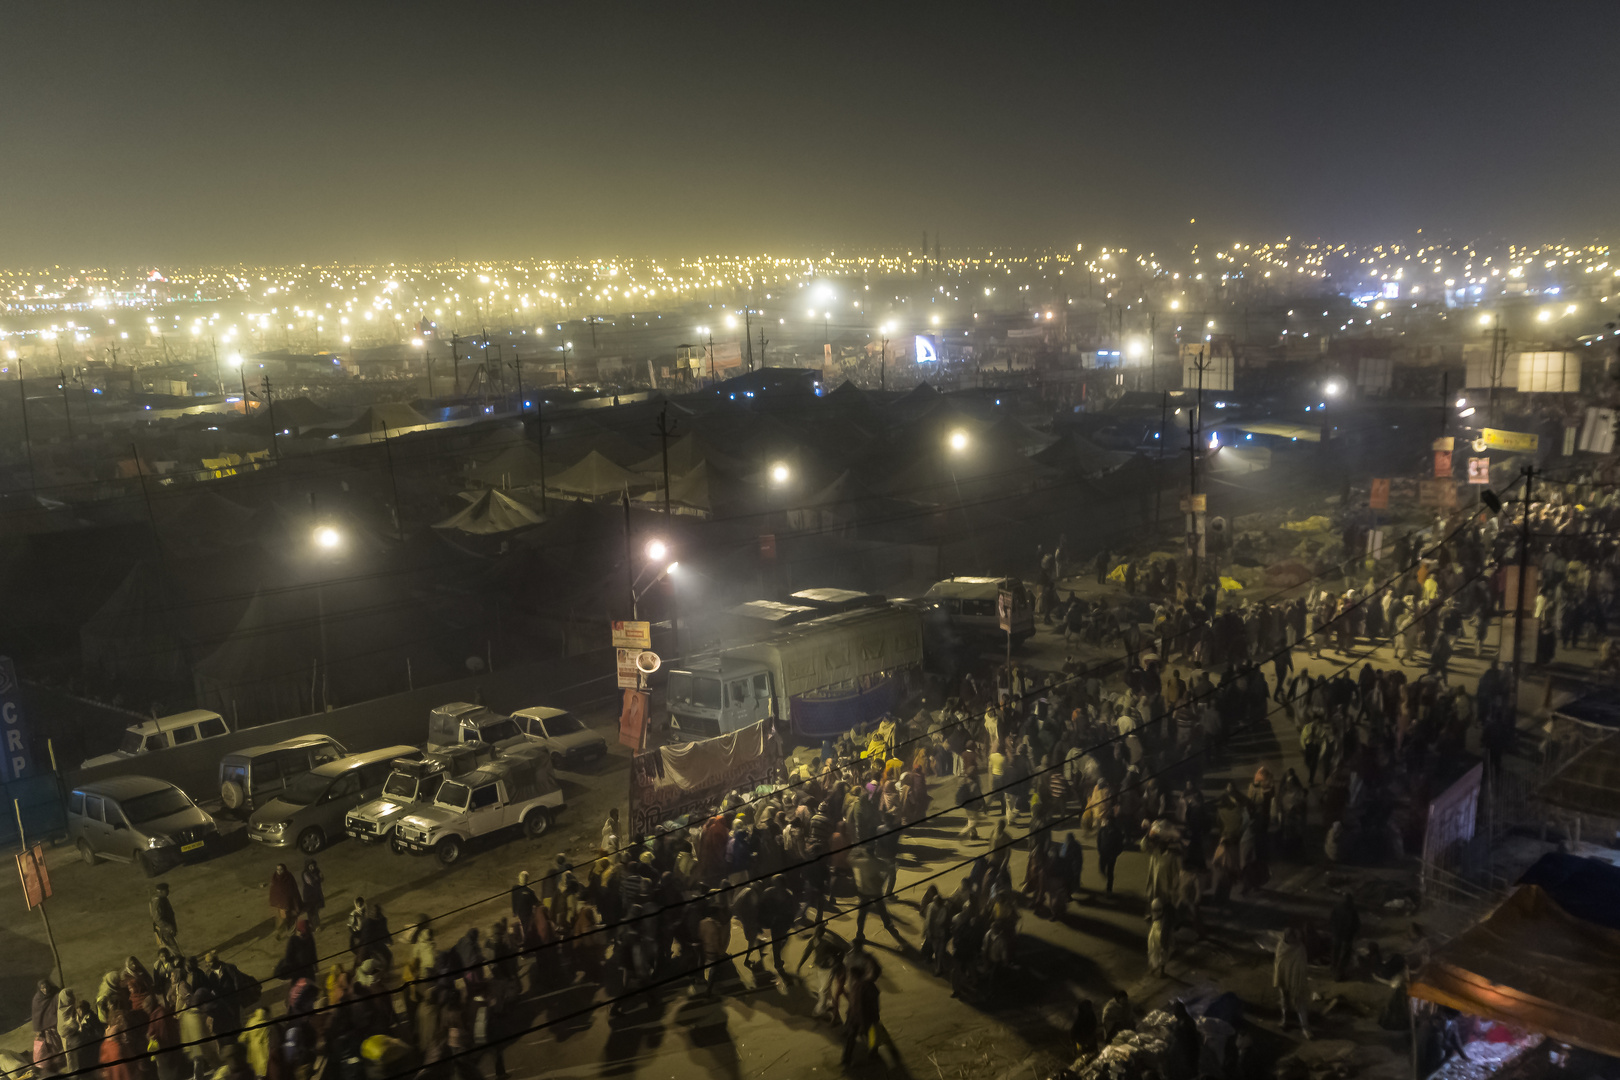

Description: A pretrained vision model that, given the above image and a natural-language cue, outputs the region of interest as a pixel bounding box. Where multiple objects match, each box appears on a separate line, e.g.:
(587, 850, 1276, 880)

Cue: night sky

(3, 1, 1616, 265)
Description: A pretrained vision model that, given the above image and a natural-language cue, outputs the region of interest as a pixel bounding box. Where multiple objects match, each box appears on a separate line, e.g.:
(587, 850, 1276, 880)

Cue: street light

(314, 525, 341, 549)
(770, 463, 790, 484)
(646, 539, 667, 562)
(949, 429, 969, 452)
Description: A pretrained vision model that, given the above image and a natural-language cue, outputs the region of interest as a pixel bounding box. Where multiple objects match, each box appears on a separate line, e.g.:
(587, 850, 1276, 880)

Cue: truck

(391, 744, 564, 865)
(664, 604, 924, 744)
(343, 743, 495, 847)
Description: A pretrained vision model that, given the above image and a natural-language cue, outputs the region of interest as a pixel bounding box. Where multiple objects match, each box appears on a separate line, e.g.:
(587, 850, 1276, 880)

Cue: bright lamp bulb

(645, 539, 667, 561)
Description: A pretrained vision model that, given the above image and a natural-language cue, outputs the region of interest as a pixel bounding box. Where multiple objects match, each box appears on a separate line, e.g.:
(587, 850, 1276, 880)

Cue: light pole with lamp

(414, 337, 431, 398)
(310, 515, 342, 712)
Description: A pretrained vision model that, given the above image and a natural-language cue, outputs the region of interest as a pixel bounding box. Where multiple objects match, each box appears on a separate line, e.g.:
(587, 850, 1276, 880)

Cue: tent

(1516, 852, 1620, 932)
(1410, 884, 1620, 1056)
(328, 403, 435, 437)
(630, 432, 746, 478)
(546, 450, 651, 499)
(635, 460, 715, 516)
(434, 489, 546, 535)
(466, 443, 549, 488)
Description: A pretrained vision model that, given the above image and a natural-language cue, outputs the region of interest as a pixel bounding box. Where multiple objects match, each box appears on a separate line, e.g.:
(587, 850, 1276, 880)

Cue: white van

(81, 710, 231, 769)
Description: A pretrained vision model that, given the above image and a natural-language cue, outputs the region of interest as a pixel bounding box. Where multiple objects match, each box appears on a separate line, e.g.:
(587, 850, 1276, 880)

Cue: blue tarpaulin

(1517, 852, 1620, 932)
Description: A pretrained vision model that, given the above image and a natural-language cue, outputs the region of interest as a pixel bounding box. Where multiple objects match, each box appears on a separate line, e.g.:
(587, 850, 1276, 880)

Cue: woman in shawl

(238, 1007, 274, 1079)
(143, 985, 183, 1080)
(273, 919, 316, 984)
(56, 988, 97, 1077)
(30, 979, 62, 1077)
(98, 1010, 148, 1080)
(95, 970, 125, 1025)
(299, 860, 326, 931)
(122, 956, 156, 1016)
(879, 780, 901, 818)
(268, 864, 301, 938)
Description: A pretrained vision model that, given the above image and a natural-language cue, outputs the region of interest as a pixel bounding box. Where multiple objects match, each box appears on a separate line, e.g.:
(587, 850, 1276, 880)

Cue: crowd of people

(28, 475, 1608, 1080)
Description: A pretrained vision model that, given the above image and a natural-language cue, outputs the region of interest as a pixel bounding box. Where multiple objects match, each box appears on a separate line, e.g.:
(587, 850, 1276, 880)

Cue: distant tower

(934, 233, 941, 264)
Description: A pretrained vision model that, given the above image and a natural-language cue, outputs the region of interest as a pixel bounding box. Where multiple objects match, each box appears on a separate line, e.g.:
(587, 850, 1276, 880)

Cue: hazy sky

(3, 1, 1616, 265)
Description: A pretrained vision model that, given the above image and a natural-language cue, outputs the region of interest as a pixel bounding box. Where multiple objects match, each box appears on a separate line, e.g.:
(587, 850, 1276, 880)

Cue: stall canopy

(1516, 852, 1620, 932)
(1410, 883, 1620, 1056)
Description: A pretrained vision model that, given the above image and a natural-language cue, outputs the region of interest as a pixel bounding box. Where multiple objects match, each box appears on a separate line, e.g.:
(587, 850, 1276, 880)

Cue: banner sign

(1481, 428, 1539, 453)
(628, 720, 771, 837)
(611, 621, 651, 650)
(1467, 457, 1491, 484)
(618, 689, 649, 750)
(0, 658, 33, 782)
(616, 649, 642, 689)
(15, 843, 50, 910)
(1433, 451, 1453, 478)
(1418, 480, 1457, 508)
(1369, 478, 1390, 510)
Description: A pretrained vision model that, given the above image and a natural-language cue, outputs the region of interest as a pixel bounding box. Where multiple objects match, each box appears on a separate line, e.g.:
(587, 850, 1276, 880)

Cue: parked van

(217, 735, 347, 815)
(68, 776, 219, 877)
(81, 710, 231, 769)
(247, 745, 417, 854)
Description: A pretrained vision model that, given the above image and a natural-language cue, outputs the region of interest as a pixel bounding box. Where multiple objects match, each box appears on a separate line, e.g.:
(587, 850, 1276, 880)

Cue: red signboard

(1433, 451, 1453, 479)
(1369, 478, 1390, 510)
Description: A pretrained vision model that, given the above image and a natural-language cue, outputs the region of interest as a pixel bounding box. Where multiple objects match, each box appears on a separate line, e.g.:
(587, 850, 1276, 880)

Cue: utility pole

(13, 803, 63, 989)
(707, 330, 716, 382)
(880, 335, 888, 391)
(1148, 312, 1157, 392)
(1439, 371, 1449, 438)
(1187, 349, 1209, 589)
(758, 325, 769, 369)
(17, 364, 36, 498)
(451, 333, 462, 396)
(57, 368, 72, 437)
(562, 344, 572, 391)
(653, 405, 679, 657)
(1155, 390, 1168, 534)
(510, 352, 523, 415)
(534, 392, 548, 513)
(744, 307, 754, 371)
(1512, 466, 1536, 683)
(262, 375, 280, 459)
(589, 315, 598, 352)
(622, 488, 636, 618)
(211, 335, 224, 396)
(381, 423, 403, 537)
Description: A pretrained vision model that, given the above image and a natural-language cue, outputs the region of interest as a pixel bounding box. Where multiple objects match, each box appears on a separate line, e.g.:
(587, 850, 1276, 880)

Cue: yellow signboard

(611, 620, 651, 650)
(1480, 428, 1539, 453)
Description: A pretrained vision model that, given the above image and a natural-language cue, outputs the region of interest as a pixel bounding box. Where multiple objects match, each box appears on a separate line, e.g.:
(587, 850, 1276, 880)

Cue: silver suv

(218, 735, 347, 815)
(68, 776, 218, 877)
(247, 745, 417, 854)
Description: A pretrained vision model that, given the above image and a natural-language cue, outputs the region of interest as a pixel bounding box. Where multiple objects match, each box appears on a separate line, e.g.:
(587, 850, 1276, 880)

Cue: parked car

(68, 776, 219, 877)
(510, 706, 607, 769)
(218, 735, 347, 815)
(247, 745, 417, 854)
(427, 702, 529, 750)
(393, 745, 564, 865)
(344, 744, 494, 846)
(81, 710, 231, 769)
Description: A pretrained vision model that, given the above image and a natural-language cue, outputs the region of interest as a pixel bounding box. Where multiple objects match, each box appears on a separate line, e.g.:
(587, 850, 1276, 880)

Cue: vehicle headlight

(147, 835, 175, 848)
(263, 820, 287, 834)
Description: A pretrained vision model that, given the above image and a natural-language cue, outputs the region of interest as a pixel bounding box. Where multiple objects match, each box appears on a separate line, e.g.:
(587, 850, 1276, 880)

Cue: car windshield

(544, 714, 584, 735)
(477, 719, 522, 743)
(383, 773, 417, 799)
(120, 788, 192, 824)
(436, 782, 470, 810)
(119, 730, 146, 755)
(279, 772, 333, 806)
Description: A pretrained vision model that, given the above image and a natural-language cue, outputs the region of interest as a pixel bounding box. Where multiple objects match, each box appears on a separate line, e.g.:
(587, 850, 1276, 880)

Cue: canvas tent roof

(546, 450, 649, 498)
(329, 403, 434, 437)
(634, 460, 721, 515)
(630, 432, 746, 478)
(434, 489, 546, 535)
(466, 444, 548, 488)
(1410, 884, 1620, 1057)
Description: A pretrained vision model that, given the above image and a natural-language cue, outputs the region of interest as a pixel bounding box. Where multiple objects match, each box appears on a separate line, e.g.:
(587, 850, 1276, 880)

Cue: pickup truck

(343, 744, 494, 847)
(392, 745, 564, 865)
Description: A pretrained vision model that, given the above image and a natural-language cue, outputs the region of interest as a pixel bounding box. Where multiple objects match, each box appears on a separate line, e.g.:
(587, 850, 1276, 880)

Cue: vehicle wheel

(220, 780, 245, 813)
(77, 838, 100, 866)
(136, 851, 160, 878)
(550, 752, 565, 770)
(297, 827, 325, 854)
(435, 837, 462, 866)
(524, 808, 551, 838)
